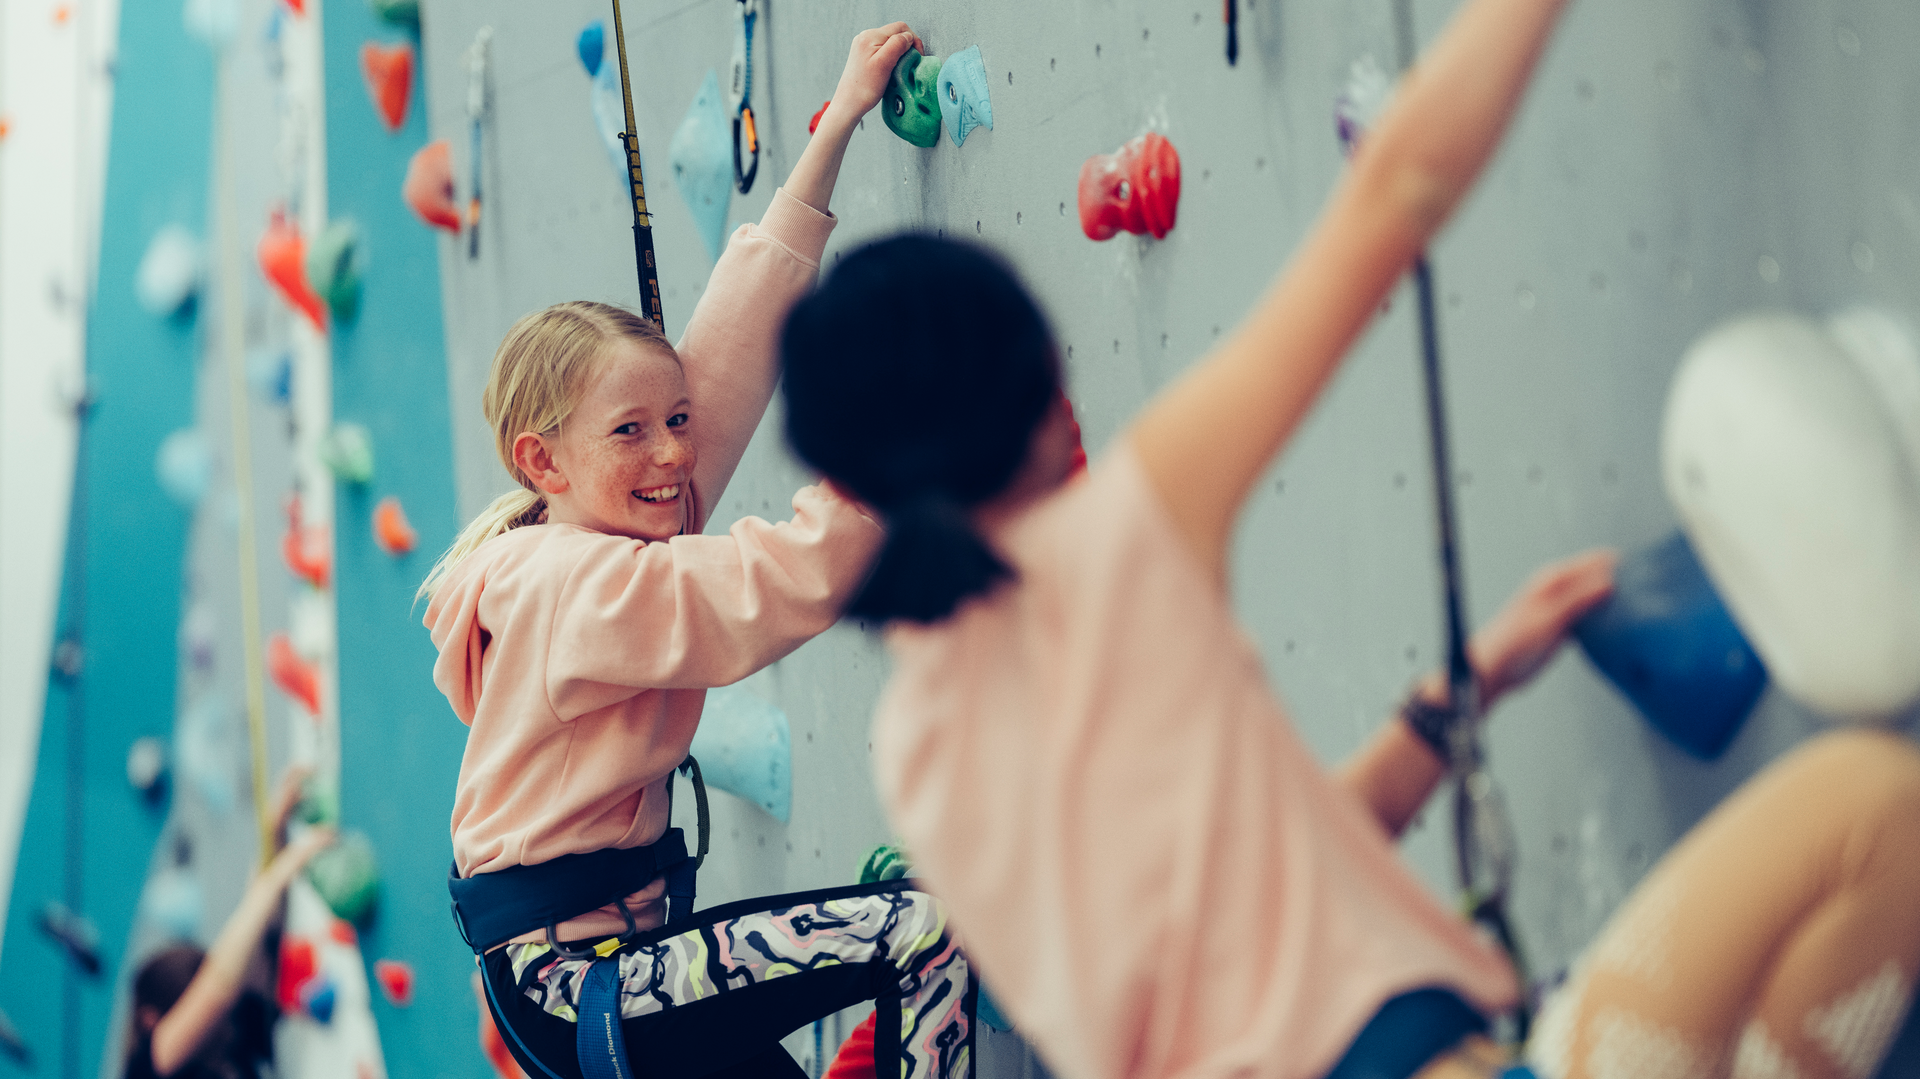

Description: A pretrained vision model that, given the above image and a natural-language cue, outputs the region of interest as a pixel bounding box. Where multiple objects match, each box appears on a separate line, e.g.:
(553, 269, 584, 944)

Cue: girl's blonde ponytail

(416, 488, 546, 601)
(417, 301, 674, 602)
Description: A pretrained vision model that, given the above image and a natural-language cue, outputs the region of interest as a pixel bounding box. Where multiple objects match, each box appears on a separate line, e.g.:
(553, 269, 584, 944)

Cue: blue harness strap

(577, 957, 636, 1079)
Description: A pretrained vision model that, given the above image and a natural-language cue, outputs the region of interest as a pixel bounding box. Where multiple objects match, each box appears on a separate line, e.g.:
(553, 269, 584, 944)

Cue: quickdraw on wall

(608, 0, 665, 326)
(726, 0, 760, 195)
(465, 26, 491, 260)
(1225, 0, 1239, 66)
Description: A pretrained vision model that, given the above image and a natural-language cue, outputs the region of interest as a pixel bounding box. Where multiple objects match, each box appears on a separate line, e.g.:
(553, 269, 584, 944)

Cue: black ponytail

(782, 236, 1058, 624)
(848, 495, 1012, 623)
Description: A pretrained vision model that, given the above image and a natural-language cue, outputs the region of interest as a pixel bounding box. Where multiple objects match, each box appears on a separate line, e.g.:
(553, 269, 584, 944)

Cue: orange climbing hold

(268, 632, 321, 715)
(259, 211, 326, 330)
(281, 497, 332, 589)
(1077, 131, 1182, 242)
(360, 42, 414, 133)
(403, 140, 461, 233)
(373, 496, 417, 556)
(283, 0, 305, 13)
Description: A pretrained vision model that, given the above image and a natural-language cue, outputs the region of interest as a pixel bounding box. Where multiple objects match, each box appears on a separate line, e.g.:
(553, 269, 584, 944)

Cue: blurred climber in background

(421, 23, 979, 1079)
(779, 0, 1920, 1075)
(125, 771, 333, 1079)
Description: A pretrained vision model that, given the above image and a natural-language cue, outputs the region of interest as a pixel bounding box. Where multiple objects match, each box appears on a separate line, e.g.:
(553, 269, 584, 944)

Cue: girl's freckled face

(549, 340, 698, 542)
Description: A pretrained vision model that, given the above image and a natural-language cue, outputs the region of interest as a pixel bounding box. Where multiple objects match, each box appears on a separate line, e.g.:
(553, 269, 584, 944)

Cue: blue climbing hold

(1574, 532, 1767, 759)
(577, 20, 604, 78)
(690, 684, 791, 822)
(937, 45, 994, 148)
(300, 976, 337, 1024)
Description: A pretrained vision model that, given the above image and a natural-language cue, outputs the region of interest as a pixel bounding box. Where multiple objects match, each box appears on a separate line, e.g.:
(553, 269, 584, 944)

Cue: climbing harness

(726, 0, 760, 195)
(1225, 0, 1239, 66)
(449, 759, 707, 1077)
(607, 0, 665, 327)
(465, 26, 491, 260)
(1392, 0, 1531, 1044)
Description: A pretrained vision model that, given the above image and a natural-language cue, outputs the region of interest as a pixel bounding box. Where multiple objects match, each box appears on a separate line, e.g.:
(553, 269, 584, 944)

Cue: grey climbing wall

(417, 0, 1920, 1074)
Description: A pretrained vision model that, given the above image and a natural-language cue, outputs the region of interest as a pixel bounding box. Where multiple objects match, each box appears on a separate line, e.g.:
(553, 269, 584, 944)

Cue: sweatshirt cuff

(755, 188, 838, 267)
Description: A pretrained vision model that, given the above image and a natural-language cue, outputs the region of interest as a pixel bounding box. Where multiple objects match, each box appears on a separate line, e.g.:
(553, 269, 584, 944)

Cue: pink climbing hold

(258, 211, 326, 331)
(360, 42, 414, 133)
(1077, 132, 1182, 242)
(403, 140, 461, 233)
(268, 633, 321, 716)
(373, 496, 418, 556)
(374, 958, 415, 1007)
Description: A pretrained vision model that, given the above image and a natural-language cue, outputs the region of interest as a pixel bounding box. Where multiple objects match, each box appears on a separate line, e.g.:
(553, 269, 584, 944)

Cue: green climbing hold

(319, 423, 375, 485)
(882, 51, 944, 149)
(296, 785, 339, 827)
(367, 0, 419, 29)
(306, 830, 380, 926)
(858, 842, 912, 884)
(307, 220, 363, 323)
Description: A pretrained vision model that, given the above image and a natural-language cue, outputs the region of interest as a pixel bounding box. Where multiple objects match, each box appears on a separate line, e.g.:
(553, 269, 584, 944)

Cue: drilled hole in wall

(1393, 473, 1406, 488)
(1050, 57, 1056, 71)
(1007, 70, 1014, 84)
(976, 220, 982, 234)
(1016, 211, 1023, 225)
(1096, 43, 1102, 58)
(1059, 201, 1066, 216)
(1143, 28, 1149, 40)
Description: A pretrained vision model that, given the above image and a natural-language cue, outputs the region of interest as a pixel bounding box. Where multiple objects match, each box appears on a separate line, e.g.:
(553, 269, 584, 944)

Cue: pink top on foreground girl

(874, 443, 1517, 1079)
(427, 189, 882, 936)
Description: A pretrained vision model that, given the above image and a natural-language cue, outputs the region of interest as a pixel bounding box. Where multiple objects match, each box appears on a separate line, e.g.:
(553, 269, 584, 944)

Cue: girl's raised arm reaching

(1129, 0, 1571, 586)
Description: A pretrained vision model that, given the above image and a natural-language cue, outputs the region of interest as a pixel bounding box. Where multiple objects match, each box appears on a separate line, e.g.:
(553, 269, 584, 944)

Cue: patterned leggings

(480, 879, 973, 1079)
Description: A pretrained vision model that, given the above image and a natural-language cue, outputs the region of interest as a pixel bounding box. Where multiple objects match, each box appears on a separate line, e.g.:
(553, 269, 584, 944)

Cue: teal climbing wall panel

(319, 3, 473, 1076)
(0, 3, 211, 1075)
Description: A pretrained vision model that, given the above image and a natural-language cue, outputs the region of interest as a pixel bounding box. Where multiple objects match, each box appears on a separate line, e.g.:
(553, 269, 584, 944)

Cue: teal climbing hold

(320, 422, 375, 485)
(936, 45, 993, 147)
(670, 69, 733, 261)
(307, 220, 363, 323)
(689, 684, 791, 822)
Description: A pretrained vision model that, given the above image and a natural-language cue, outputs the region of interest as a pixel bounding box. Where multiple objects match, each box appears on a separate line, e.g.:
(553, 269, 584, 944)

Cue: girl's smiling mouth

(634, 483, 681, 504)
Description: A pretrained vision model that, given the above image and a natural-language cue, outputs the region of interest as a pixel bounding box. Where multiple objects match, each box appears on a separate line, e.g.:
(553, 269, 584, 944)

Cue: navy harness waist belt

(448, 828, 695, 955)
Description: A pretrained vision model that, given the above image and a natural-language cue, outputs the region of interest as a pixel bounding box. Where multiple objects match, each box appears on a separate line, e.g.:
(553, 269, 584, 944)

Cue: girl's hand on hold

(829, 23, 923, 121)
(264, 826, 336, 892)
(270, 765, 313, 848)
(1469, 549, 1617, 705)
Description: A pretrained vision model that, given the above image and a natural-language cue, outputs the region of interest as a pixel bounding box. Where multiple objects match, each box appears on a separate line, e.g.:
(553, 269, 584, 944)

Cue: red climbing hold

(809, 100, 832, 135)
(373, 496, 418, 556)
(1061, 394, 1088, 480)
(283, 0, 305, 14)
(360, 42, 414, 133)
(258, 211, 326, 331)
(402, 140, 461, 233)
(282, 496, 332, 590)
(276, 936, 318, 1011)
(268, 633, 321, 716)
(1077, 132, 1182, 242)
(374, 959, 415, 1007)
(328, 919, 358, 946)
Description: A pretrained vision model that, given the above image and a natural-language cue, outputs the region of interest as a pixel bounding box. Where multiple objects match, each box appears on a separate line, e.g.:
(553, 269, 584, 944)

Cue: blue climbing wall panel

(0, 4, 210, 1075)
(319, 4, 473, 1075)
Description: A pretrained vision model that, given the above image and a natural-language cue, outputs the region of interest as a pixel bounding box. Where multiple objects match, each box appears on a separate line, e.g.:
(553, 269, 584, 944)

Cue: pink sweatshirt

(427, 189, 882, 938)
(875, 443, 1518, 1079)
